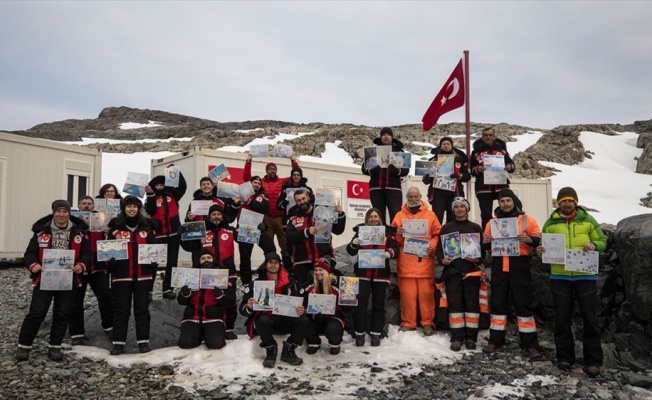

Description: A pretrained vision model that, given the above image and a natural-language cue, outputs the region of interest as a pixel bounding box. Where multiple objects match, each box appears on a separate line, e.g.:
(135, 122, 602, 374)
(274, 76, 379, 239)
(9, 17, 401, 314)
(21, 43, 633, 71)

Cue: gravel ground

(2, 266, 652, 400)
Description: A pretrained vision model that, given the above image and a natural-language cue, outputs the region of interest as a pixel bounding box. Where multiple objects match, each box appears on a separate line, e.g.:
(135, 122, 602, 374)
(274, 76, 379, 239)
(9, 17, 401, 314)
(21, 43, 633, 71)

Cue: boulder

(613, 214, 652, 323)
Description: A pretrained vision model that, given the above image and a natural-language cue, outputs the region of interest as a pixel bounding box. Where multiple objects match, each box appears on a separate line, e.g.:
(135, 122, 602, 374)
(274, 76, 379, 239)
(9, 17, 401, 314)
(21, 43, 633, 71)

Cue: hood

(372, 137, 404, 151)
(31, 214, 88, 233)
(472, 137, 507, 152)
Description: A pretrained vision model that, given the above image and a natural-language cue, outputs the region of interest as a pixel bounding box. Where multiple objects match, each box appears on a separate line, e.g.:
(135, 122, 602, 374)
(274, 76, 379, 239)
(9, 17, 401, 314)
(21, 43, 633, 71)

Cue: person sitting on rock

(239, 252, 310, 368)
(177, 250, 235, 350)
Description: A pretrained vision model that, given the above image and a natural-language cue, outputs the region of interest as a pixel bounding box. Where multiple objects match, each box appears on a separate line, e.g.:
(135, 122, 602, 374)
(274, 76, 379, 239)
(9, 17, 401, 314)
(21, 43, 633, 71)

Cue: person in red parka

(243, 153, 299, 268)
(177, 250, 235, 349)
(145, 165, 187, 299)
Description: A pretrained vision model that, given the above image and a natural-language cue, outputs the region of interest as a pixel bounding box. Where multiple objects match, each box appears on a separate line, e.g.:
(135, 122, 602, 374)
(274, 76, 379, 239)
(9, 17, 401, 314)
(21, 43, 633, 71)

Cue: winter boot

(262, 342, 278, 368)
(110, 344, 124, 355)
(48, 347, 64, 362)
(355, 332, 365, 347)
(15, 347, 30, 362)
(280, 341, 303, 365)
(306, 344, 320, 355)
(139, 343, 151, 353)
(330, 345, 340, 355)
(370, 333, 381, 347)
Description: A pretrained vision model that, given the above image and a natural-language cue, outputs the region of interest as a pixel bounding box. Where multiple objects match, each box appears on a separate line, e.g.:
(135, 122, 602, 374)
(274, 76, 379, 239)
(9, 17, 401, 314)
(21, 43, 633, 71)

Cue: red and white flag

(421, 59, 465, 131)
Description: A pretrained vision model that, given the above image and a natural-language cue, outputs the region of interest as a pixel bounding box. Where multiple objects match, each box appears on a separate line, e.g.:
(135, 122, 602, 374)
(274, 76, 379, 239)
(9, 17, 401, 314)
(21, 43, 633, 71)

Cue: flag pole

(464, 50, 471, 158)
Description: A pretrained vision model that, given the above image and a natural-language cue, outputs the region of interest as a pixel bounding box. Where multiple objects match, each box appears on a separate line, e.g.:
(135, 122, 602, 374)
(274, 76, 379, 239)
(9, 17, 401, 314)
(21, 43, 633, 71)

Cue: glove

(351, 238, 361, 246)
(213, 287, 224, 298)
(384, 251, 392, 259)
(107, 257, 117, 267)
(449, 173, 460, 179)
(180, 285, 191, 297)
(281, 199, 289, 207)
(257, 223, 267, 231)
(145, 185, 154, 195)
(150, 262, 159, 271)
(388, 164, 398, 173)
(370, 165, 381, 176)
(423, 174, 430, 180)
(331, 268, 343, 278)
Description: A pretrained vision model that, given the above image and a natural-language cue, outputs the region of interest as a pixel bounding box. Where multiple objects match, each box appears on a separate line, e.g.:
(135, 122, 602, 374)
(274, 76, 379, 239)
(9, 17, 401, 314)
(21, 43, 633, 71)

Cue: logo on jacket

(121, 231, 130, 239)
(40, 234, 50, 243)
(74, 235, 82, 244)
(156, 199, 163, 207)
(221, 233, 229, 240)
(140, 231, 148, 238)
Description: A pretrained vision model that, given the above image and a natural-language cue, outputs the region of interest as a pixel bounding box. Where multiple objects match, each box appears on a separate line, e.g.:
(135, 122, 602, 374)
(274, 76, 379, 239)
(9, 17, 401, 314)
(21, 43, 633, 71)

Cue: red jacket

(243, 160, 299, 217)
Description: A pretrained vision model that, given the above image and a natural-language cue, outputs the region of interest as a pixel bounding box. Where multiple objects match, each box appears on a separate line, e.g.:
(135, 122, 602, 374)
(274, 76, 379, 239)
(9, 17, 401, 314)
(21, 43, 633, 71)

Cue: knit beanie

(265, 162, 277, 171)
(314, 257, 332, 274)
(451, 197, 470, 211)
(439, 136, 454, 147)
(497, 189, 523, 211)
(250, 175, 263, 184)
(51, 199, 71, 213)
(380, 127, 394, 138)
(265, 252, 282, 263)
(556, 187, 579, 206)
(208, 203, 224, 216)
(121, 195, 142, 210)
(291, 166, 303, 178)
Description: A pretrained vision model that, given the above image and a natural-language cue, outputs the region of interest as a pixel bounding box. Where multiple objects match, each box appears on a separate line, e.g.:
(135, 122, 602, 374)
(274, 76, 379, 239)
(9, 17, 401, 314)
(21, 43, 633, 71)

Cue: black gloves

(213, 287, 224, 298)
(257, 223, 267, 231)
(150, 262, 159, 271)
(180, 285, 191, 297)
(370, 165, 381, 175)
(449, 173, 459, 179)
(388, 164, 398, 173)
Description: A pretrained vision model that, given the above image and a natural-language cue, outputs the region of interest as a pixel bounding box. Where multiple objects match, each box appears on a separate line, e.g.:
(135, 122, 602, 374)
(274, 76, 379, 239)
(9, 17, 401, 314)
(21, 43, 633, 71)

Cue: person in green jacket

(536, 187, 606, 378)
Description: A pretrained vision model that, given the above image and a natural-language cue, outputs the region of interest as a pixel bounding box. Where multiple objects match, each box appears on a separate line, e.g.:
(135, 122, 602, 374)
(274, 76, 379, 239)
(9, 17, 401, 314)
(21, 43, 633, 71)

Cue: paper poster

(42, 249, 75, 270)
(375, 145, 391, 168)
(171, 267, 200, 289)
(249, 144, 269, 158)
(216, 181, 239, 198)
(238, 182, 256, 198)
(239, 208, 265, 227)
(137, 244, 168, 264)
(364, 147, 377, 169)
(483, 154, 506, 185)
(338, 276, 359, 306)
(441, 232, 461, 259)
(97, 239, 129, 262)
(565, 249, 599, 274)
(390, 152, 411, 168)
(273, 144, 293, 158)
(180, 221, 207, 241)
(165, 166, 180, 187)
(199, 268, 229, 289)
(191, 200, 213, 216)
(402, 219, 428, 238)
(490, 218, 519, 238)
(358, 249, 385, 269)
(434, 176, 456, 192)
(314, 205, 338, 223)
(415, 161, 437, 176)
(40, 269, 73, 291)
(272, 295, 303, 317)
(125, 171, 149, 187)
(285, 188, 301, 210)
(71, 211, 90, 226)
(358, 226, 385, 246)
(307, 294, 336, 315)
(253, 280, 275, 311)
(122, 184, 145, 198)
(209, 164, 230, 183)
(404, 237, 430, 258)
(436, 154, 455, 176)
(491, 238, 520, 257)
(315, 221, 333, 244)
(542, 233, 566, 264)
(460, 233, 482, 259)
(237, 225, 261, 245)
(94, 199, 108, 213)
(89, 212, 111, 232)
(315, 188, 341, 206)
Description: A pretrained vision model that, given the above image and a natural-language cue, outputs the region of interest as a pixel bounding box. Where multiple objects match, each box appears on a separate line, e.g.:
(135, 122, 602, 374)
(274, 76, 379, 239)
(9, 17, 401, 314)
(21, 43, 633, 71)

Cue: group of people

(14, 127, 606, 379)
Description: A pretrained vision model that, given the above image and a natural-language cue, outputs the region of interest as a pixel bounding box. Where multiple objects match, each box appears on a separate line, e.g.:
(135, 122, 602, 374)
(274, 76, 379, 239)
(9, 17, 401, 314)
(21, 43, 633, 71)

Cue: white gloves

(384, 251, 391, 259)
(352, 238, 361, 246)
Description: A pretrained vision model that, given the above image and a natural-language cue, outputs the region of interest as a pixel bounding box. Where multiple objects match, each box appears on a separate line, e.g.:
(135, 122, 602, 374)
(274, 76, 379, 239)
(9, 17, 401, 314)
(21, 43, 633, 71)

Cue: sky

(2, 2, 652, 132)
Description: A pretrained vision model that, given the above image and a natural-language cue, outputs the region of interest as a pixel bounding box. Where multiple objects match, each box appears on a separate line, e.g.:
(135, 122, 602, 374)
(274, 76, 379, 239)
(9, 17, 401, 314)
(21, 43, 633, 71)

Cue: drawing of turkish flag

(347, 180, 370, 200)
(422, 59, 465, 131)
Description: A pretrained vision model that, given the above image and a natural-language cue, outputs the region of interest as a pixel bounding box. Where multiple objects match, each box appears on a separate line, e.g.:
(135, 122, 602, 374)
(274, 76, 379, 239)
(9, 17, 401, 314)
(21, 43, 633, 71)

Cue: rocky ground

(2, 266, 652, 399)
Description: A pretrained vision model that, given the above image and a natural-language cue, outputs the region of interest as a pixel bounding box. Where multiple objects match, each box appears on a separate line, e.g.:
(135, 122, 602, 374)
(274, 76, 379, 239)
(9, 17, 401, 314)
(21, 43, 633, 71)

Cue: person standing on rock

(243, 153, 299, 268)
(435, 197, 485, 351)
(482, 189, 541, 358)
(239, 252, 310, 368)
(145, 164, 187, 299)
(470, 127, 515, 230)
(107, 196, 158, 355)
(362, 127, 409, 225)
(346, 207, 398, 347)
(177, 250, 234, 350)
(537, 187, 606, 377)
(16, 200, 90, 362)
(422, 137, 471, 224)
(68, 195, 115, 345)
(391, 187, 441, 336)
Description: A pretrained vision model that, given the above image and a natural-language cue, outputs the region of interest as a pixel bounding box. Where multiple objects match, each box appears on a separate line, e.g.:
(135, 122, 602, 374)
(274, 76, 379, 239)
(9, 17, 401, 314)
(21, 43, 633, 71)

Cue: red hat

(265, 162, 277, 171)
(313, 257, 332, 274)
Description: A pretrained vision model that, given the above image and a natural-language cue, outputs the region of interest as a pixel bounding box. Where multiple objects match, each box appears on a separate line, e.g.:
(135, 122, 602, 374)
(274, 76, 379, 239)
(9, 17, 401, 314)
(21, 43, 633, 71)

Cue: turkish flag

(422, 59, 465, 131)
(347, 180, 370, 200)
(208, 166, 245, 184)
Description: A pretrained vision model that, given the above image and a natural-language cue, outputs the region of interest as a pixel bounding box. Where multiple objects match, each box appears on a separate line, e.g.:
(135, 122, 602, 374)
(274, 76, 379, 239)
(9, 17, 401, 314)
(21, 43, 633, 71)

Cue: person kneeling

(304, 258, 346, 355)
(177, 251, 234, 350)
(239, 252, 310, 368)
